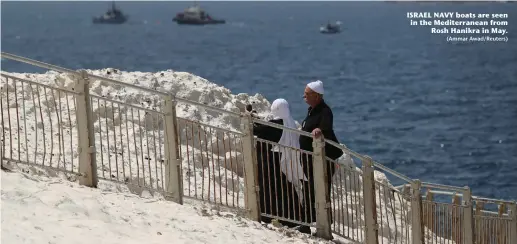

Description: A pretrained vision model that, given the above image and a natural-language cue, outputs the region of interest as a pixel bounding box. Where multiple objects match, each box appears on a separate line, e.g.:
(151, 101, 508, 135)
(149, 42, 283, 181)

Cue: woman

(252, 99, 307, 228)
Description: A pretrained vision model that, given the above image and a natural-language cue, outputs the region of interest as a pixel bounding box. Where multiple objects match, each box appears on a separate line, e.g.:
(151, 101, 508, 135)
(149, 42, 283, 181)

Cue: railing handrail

(1, 52, 243, 118)
(422, 182, 467, 192)
(0, 72, 79, 94)
(472, 196, 517, 205)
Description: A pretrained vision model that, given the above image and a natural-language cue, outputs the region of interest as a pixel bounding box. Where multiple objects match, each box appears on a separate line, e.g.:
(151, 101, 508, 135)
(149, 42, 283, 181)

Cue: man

(297, 80, 343, 234)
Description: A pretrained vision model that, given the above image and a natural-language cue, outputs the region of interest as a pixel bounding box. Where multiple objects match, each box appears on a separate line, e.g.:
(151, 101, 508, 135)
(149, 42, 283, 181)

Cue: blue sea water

(1, 1, 516, 200)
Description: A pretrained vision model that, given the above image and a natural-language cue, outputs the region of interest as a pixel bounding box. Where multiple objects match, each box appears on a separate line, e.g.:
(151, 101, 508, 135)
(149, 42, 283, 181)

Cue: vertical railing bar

(341, 168, 349, 237)
(339, 168, 344, 237)
(229, 132, 235, 207)
(233, 133, 240, 208)
(73, 94, 77, 171)
(444, 202, 448, 243)
(297, 149, 304, 225)
(43, 87, 54, 168)
(209, 127, 217, 204)
(151, 112, 158, 190)
(158, 115, 164, 191)
(144, 111, 151, 188)
(124, 106, 132, 184)
(239, 133, 245, 208)
(118, 104, 126, 183)
(97, 99, 105, 179)
(435, 203, 438, 244)
(52, 90, 66, 170)
(329, 166, 345, 235)
(384, 185, 391, 242)
(198, 124, 205, 201)
(111, 101, 119, 182)
(267, 143, 275, 218)
(130, 107, 140, 186)
(66, 92, 72, 172)
(278, 145, 289, 217)
(222, 131, 228, 204)
(203, 125, 211, 202)
(396, 192, 404, 244)
(55, 89, 64, 170)
(378, 183, 383, 243)
(104, 100, 112, 180)
(389, 190, 397, 243)
(36, 85, 46, 167)
(306, 153, 313, 224)
(280, 146, 288, 220)
(20, 82, 29, 164)
(190, 122, 197, 198)
(137, 109, 145, 187)
(50, 89, 60, 169)
(350, 169, 358, 240)
(283, 147, 294, 219)
(0, 78, 5, 162)
(6, 78, 13, 161)
(13, 80, 21, 162)
(29, 84, 38, 165)
(297, 149, 304, 222)
(216, 131, 222, 204)
(507, 202, 517, 243)
(185, 123, 192, 197)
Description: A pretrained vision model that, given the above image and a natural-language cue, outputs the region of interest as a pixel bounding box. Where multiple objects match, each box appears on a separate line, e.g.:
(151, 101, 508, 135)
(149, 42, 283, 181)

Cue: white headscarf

(270, 99, 308, 185)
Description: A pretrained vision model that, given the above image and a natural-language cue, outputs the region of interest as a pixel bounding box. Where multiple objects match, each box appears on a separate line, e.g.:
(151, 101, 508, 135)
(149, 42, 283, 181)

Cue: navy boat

(172, 5, 225, 25)
(93, 1, 128, 24)
(320, 21, 341, 34)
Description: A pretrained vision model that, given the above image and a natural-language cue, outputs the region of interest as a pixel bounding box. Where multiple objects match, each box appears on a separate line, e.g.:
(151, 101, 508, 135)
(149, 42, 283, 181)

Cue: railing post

(498, 203, 507, 244)
(75, 70, 97, 187)
(163, 95, 183, 204)
(411, 180, 424, 244)
(475, 201, 484, 243)
(462, 187, 474, 244)
(240, 114, 260, 222)
(452, 194, 462, 244)
(510, 202, 517, 244)
(312, 136, 332, 240)
(362, 156, 379, 244)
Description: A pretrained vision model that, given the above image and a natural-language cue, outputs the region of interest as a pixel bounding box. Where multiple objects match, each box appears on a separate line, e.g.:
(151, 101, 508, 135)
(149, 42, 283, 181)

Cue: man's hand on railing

(312, 128, 322, 138)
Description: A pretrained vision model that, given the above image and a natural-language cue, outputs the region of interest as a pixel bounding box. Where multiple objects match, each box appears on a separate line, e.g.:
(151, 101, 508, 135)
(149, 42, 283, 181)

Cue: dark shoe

(297, 225, 311, 235)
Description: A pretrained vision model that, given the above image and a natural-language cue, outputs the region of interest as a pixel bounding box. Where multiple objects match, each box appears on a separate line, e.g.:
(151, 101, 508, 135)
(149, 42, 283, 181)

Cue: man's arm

(319, 108, 333, 132)
(312, 108, 333, 138)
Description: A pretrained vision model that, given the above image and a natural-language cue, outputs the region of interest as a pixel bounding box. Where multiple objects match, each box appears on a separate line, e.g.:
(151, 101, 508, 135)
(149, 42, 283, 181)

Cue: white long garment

(270, 99, 308, 201)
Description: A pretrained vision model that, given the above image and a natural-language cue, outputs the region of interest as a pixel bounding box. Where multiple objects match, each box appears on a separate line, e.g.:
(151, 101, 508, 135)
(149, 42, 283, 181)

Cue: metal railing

(1, 52, 516, 244)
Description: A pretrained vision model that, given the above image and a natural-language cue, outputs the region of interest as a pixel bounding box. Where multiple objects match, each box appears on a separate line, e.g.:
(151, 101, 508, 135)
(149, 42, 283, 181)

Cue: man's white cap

(307, 80, 324, 95)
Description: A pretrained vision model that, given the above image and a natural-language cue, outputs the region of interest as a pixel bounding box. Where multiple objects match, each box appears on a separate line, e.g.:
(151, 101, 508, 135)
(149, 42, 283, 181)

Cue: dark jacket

(298, 100, 342, 223)
(299, 100, 343, 160)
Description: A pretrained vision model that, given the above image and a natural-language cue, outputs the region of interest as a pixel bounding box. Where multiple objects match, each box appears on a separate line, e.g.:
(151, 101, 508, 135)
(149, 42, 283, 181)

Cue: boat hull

(320, 29, 340, 34)
(172, 18, 225, 25)
(92, 16, 128, 24)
